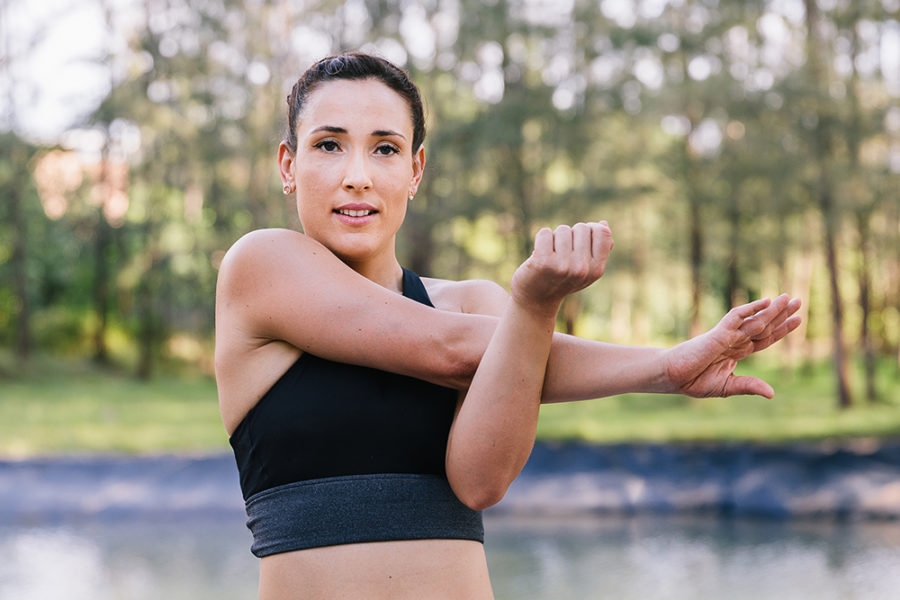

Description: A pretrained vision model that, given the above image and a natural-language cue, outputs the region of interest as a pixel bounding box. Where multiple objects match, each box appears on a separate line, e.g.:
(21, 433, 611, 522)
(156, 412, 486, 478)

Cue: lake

(3, 512, 899, 599)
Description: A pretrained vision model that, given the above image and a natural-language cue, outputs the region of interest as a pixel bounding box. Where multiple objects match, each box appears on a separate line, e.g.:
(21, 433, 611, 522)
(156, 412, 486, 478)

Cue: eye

(314, 140, 340, 152)
(374, 143, 400, 156)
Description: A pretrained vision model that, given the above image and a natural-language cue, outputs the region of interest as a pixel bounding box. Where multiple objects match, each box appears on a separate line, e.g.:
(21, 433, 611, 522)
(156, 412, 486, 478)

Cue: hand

(662, 294, 802, 398)
(510, 222, 614, 315)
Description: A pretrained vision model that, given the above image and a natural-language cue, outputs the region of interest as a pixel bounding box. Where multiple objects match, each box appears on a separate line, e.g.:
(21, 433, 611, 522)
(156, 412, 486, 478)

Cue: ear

(278, 141, 295, 189)
(408, 145, 426, 197)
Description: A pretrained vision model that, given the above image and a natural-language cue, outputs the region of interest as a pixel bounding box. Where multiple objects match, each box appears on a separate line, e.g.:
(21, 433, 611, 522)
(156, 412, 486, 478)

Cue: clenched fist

(511, 221, 614, 315)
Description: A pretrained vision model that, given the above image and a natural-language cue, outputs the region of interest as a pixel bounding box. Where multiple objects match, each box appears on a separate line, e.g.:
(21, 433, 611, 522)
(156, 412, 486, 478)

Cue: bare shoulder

(217, 228, 317, 290)
(222, 227, 302, 261)
(421, 277, 509, 317)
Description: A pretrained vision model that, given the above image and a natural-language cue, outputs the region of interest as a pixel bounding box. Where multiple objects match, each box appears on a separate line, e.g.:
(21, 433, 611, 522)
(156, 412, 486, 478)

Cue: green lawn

(0, 355, 225, 456)
(0, 353, 898, 457)
(537, 359, 900, 443)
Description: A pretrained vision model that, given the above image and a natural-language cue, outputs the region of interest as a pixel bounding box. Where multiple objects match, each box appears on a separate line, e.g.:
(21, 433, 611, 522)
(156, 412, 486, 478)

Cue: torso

(258, 539, 493, 600)
(217, 276, 467, 437)
(217, 259, 500, 599)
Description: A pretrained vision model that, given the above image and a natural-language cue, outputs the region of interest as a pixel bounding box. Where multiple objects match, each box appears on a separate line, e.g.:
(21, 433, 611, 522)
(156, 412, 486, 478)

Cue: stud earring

(408, 192, 415, 201)
(283, 183, 295, 195)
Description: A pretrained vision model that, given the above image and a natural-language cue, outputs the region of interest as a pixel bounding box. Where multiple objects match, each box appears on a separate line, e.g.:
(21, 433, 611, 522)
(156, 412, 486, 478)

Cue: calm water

(2, 512, 899, 599)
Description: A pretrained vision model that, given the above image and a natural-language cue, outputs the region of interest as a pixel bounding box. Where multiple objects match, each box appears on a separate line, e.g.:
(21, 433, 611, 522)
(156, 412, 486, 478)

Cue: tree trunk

(845, 16, 877, 402)
(92, 209, 112, 364)
(822, 209, 852, 408)
(725, 199, 741, 309)
(9, 180, 31, 362)
(856, 211, 877, 402)
(136, 221, 158, 380)
(562, 294, 582, 337)
(631, 202, 651, 345)
(804, 0, 853, 409)
(406, 174, 437, 277)
(92, 1, 115, 366)
(688, 179, 704, 338)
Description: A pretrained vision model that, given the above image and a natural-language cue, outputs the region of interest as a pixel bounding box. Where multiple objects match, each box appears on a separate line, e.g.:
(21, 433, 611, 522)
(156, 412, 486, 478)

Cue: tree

(802, 0, 852, 408)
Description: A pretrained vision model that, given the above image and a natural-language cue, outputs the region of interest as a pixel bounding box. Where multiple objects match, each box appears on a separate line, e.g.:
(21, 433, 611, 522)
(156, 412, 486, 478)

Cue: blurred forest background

(1, 0, 899, 417)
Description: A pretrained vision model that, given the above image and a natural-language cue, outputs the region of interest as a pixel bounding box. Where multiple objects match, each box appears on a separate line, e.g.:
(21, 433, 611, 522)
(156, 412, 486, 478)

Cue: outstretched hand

(662, 294, 802, 398)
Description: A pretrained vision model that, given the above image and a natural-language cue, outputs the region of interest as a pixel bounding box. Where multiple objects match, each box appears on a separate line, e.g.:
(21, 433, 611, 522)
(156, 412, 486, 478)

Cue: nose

(342, 150, 373, 192)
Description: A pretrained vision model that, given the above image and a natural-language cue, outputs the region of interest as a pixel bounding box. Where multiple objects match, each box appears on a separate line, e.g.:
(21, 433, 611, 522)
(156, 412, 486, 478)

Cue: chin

(326, 238, 383, 263)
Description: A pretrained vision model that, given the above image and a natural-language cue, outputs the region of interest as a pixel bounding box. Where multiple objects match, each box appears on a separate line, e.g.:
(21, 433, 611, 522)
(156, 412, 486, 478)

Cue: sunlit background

(3, 0, 899, 395)
(2, 0, 900, 597)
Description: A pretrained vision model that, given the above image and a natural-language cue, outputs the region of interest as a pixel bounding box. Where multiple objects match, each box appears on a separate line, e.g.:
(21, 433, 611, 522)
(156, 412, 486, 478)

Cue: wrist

(508, 293, 562, 323)
(652, 347, 677, 393)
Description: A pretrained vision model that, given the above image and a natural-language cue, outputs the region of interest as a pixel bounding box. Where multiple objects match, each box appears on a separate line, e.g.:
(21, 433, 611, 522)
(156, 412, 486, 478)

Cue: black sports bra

(229, 268, 459, 500)
(228, 268, 483, 557)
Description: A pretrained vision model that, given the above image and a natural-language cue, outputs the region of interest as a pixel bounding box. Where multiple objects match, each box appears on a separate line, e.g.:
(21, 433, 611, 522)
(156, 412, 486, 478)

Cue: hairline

(288, 74, 423, 155)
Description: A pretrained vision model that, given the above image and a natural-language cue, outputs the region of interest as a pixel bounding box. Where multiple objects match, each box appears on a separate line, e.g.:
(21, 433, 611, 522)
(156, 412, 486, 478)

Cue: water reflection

(1, 513, 899, 599)
(485, 514, 900, 599)
(0, 517, 257, 599)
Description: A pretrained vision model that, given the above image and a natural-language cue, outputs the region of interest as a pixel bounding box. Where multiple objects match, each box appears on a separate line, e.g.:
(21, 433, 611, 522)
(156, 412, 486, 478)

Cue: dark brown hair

(284, 53, 426, 155)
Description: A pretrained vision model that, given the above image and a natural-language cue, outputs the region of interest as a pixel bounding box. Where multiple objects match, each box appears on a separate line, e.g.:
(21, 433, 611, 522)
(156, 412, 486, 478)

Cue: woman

(215, 53, 800, 599)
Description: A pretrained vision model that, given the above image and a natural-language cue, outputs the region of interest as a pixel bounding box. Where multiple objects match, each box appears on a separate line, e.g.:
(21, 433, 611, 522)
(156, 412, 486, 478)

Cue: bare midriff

(257, 538, 493, 599)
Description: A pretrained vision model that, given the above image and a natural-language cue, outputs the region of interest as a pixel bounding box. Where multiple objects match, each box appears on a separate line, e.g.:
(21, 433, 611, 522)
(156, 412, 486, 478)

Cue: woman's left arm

(444, 262, 801, 510)
(445, 222, 614, 510)
(540, 293, 802, 402)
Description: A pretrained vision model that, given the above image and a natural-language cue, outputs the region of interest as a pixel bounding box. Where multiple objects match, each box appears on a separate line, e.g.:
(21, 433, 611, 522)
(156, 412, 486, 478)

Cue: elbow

(449, 478, 509, 511)
(434, 336, 479, 390)
(428, 310, 495, 389)
(468, 490, 506, 512)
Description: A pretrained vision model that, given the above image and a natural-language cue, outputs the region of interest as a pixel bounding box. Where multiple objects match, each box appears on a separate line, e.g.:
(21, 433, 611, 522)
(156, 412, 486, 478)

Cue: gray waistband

(244, 473, 484, 557)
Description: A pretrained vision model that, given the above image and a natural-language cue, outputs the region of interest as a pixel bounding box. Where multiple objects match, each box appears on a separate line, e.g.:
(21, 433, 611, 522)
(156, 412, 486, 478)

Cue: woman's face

(279, 78, 424, 266)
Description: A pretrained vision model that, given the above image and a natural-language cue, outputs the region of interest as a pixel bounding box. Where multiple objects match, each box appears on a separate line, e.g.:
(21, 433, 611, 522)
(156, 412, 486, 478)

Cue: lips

(336, 208, 376, 217)
(334, 203, 378, 225)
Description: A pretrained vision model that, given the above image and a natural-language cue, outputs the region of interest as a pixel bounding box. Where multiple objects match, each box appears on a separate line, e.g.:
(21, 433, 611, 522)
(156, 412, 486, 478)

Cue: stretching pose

(215, 53, 801, 599)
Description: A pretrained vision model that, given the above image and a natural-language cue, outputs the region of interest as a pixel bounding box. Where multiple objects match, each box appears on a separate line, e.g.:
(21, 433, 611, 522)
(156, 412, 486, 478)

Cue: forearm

(444, 312, 672, 402)
(445, 300, 556, 510)
(542, 334, 673, 402)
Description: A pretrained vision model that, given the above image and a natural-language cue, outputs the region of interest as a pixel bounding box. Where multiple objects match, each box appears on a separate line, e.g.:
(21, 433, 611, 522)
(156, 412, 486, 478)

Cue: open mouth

(335, 208, 377, 217)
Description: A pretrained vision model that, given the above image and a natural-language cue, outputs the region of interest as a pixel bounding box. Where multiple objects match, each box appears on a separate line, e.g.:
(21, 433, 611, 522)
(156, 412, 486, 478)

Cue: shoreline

(2, 439, 899, 523)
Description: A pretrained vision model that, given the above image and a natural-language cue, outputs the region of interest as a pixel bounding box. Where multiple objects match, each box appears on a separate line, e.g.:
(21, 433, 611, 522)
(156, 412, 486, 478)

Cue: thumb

(726, 375, 775, 399)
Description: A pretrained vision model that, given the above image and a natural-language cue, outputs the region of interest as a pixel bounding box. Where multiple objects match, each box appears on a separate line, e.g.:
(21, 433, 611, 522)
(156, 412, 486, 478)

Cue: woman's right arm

(215, 228, 495, 389)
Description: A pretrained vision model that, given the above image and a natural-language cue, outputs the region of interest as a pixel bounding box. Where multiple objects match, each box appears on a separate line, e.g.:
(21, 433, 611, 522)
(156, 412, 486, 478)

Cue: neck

(343, 253, 404, 294)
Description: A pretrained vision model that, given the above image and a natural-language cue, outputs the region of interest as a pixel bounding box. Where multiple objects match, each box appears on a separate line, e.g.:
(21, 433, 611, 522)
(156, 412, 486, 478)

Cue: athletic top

(229, 268, 484, 557)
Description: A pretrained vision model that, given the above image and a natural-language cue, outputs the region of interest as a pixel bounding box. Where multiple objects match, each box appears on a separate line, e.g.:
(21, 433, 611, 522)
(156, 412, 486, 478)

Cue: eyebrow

(309, 125, 406, 140)
(372, 129, 406, 140)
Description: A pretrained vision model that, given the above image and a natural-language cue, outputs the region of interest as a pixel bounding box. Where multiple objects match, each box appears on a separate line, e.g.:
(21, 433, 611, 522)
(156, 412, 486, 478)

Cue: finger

(752, 296, 800, 341)
(572, 222, 592, 259)
(777, 297, 803, 327)
(740, 294, 789, 338)
(591, 221, 613, 260)
(725, 375, 775, 399)
(754, 314, 802, 352)
(553, 224, 573, 255)
(570, 223, 594, 282)
(721, 297, 772, 330)
(533, 227, 554, 257)
(731, 297, 772, 320)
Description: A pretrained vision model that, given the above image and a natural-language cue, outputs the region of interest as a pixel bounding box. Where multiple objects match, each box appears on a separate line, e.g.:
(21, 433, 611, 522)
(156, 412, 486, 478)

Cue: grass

(0, 353, 224, 457)
(0, 352, 898, 457)
(538, 357, 900, 443)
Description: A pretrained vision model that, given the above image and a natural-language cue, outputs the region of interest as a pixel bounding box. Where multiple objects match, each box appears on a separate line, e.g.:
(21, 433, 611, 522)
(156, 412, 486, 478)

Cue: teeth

(339, 209, 374, 217)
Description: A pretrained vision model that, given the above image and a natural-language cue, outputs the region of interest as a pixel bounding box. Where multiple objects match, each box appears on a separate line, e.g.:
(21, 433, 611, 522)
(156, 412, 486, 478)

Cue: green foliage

(1, 353, 896, 456)
(0, 353, 222, 456)
(1, 0, 898, 407)
(537, 357, 900, 443)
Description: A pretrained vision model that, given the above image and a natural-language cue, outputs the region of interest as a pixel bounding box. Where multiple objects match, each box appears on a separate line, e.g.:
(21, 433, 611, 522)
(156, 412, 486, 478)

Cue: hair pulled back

(284, 53, 426, 155)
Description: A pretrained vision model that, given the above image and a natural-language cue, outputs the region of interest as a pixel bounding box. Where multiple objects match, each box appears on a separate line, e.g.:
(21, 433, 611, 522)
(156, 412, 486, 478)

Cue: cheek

(386, 164, 414, 190)
(296, 165, 332, 197)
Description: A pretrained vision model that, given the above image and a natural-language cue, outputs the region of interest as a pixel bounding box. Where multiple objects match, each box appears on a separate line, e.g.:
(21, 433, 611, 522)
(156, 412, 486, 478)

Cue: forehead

(299, 78, 413, 136)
